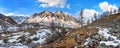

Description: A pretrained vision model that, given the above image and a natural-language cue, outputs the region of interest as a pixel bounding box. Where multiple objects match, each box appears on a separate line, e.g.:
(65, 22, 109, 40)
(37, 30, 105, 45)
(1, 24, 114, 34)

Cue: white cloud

(37, 0, 69, 8)
(5, 13, 30, 16)
(99, 2, 118, 12)
(83, 9, 98, 18)
(77, 9, 99, 23)
(5, 13, 14, 16)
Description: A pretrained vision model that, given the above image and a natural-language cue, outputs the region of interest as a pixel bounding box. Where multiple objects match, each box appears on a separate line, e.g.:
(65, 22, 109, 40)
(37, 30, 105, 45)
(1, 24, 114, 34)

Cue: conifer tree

(94, 13, 97, 20)
(79, 9, 84, 26)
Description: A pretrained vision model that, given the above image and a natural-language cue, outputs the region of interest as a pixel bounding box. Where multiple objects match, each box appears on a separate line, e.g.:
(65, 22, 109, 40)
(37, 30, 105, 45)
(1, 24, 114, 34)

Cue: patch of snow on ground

(9, 45, 29, 48)
(100, 41, 119, 47)
(30, 29, 52, 44)
(7, 26, 19, 31)
(8, 35, 22, 43)
(0, 47, 6, 48)
(8, 43, 28, 48)
(0, 40, 4, 44)
(7, 32, 30, 43)
(98, 28, 109, 39)
(0, 26, 2, 30)
(98, 28, 120, 47)
(0, 29, 52, 47)
(1, 34, 6, 37)
(0, 43, 29, 48)
(84, 37, 92, 46)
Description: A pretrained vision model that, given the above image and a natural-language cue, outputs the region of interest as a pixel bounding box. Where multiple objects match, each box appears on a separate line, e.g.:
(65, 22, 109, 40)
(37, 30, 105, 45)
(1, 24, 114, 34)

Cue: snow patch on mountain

(9, 16, 28, 24)
(24, 11, 79, 27)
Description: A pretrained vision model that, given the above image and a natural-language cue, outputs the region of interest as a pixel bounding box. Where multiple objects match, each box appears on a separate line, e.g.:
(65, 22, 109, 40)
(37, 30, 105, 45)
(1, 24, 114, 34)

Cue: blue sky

(0, 0, 120, 17)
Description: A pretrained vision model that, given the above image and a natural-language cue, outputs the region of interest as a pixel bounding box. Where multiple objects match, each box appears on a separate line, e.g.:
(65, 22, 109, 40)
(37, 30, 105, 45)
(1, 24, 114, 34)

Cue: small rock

(107, 37, 114, 41)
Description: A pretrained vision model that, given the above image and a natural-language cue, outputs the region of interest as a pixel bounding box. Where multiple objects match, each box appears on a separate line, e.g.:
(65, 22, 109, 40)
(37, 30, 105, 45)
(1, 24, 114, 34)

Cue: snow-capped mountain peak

(24, 11, 79, 27)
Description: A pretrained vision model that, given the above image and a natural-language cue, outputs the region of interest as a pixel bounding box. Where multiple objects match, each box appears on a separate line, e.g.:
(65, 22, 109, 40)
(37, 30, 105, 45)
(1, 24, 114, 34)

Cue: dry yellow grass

(42, 27, 98, 48)
(53, 38, 75, 48)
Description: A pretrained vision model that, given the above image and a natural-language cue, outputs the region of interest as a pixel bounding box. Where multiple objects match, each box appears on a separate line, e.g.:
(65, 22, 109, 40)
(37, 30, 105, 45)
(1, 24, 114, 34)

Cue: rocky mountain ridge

(0, 13, 17, 31)
(0, 13, 17, 25)
(0, 10, 79, 31)
(24, 10, 78, 27)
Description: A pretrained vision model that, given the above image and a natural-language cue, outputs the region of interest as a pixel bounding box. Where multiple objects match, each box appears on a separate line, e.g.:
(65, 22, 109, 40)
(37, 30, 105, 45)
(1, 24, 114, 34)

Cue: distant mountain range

(0, 10, 79, 31)
(9, 16, 28, 24)
(0, 13, 17, 31)
(0, 13, 17, 25)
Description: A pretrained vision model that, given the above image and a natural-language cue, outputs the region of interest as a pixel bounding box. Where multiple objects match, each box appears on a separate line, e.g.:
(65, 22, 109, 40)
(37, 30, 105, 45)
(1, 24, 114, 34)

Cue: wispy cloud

(5, 12, 30, 16)
(17, 14, 30, 16)
(37, 0, 70, 8)
(5, 13, 14, 16)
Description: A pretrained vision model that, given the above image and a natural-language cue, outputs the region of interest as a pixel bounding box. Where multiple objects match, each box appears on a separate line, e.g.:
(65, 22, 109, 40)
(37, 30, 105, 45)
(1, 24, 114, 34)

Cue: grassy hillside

(39, 13, 120, 48)
(90, 13, 120, 28)
(40, 27, 98, 48)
